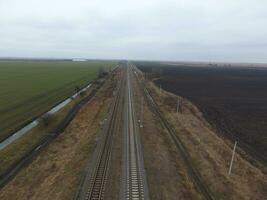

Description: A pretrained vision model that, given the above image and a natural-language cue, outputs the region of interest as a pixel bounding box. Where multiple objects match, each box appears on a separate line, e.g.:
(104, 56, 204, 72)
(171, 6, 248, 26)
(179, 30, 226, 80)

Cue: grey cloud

(0, 0, 266, 62)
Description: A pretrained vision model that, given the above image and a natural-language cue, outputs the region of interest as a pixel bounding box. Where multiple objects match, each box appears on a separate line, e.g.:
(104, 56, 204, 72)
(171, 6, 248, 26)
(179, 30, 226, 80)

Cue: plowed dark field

(135, 62, 267, 164)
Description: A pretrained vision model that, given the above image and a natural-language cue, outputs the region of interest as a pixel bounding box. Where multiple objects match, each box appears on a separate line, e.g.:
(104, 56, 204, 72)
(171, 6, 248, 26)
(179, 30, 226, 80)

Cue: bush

(79, 90, 87, 97)
(39, 113, 53, 127)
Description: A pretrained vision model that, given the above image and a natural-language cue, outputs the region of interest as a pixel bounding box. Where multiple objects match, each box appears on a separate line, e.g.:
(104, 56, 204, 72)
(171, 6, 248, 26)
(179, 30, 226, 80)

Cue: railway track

(131, 63, 215, 200)
(77, 74, 123, 200)
(120, 64, 149, 200)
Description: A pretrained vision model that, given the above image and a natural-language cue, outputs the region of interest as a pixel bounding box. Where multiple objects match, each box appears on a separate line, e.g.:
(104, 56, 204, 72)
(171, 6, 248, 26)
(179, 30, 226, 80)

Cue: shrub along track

(132, 64, 215, 200)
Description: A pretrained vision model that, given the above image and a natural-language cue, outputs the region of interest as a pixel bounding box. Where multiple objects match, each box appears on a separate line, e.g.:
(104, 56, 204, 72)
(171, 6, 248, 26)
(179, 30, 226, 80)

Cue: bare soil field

(135, 62, 267, 164)
(144, 76, 267, 200)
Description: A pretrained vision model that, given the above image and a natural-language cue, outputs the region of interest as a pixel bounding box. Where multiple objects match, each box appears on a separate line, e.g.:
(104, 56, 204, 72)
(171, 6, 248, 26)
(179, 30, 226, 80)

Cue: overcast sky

(0, 0, 266, 62)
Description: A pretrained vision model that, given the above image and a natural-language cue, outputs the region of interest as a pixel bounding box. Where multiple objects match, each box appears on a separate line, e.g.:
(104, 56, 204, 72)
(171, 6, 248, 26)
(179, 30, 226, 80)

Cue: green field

(0, 60, 115, 141)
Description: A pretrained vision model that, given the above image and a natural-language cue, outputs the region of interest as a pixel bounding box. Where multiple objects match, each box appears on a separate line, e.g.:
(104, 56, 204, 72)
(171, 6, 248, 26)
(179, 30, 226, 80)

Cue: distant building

(72, 58, 87, 62)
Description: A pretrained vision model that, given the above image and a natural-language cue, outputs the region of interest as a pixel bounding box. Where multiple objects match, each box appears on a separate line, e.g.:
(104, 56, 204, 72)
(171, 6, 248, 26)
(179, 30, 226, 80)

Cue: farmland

(135, 61, 267, 164)
(0, 60, 115, 141)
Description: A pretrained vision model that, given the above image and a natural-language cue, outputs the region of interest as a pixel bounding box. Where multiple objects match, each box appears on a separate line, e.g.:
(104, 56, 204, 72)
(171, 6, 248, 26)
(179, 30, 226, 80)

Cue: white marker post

(228, 141, 237, 175)
(176, 99, 179, 113)
(140, 96, 144, 128)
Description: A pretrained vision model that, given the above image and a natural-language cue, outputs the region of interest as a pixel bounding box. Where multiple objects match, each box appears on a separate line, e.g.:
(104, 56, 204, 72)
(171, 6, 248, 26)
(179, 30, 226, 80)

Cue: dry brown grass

(147, 80, 267, 200)
(0, 77, 115, 200)
(132, 73, 203, 200)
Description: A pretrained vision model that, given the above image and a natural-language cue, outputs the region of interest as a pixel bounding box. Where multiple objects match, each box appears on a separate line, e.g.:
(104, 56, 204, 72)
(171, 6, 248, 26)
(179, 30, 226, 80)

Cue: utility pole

(228, 141, 237, 175)
(140, 96, 144, 128)
(176, 99, 180, 113)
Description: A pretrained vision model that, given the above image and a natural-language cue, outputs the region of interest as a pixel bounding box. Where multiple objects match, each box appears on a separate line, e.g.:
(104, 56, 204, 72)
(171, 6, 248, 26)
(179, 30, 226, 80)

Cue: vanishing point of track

(120, 64, 149, 200)
(78, 64, 149, 200)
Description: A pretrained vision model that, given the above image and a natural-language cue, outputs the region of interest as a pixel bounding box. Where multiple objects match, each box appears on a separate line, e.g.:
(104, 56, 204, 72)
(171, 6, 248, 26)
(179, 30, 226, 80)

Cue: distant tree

(98, 67, 105, 78)
(79, 90, 86, 97)
(39, 113, 53, 127)
(98, 67, 108, 78)
(75, 85, 80, 94)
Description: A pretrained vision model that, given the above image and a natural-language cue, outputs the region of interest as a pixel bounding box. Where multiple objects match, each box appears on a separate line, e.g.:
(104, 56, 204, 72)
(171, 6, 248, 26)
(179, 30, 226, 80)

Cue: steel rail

(120, 64, 149, 200)
(78, 75, 123, 200)
(132, 63, 215, 200)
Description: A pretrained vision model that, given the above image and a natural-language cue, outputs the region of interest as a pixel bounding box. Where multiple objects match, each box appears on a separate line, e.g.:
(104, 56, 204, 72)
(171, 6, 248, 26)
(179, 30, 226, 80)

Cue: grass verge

(0, 86, 95, 177)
